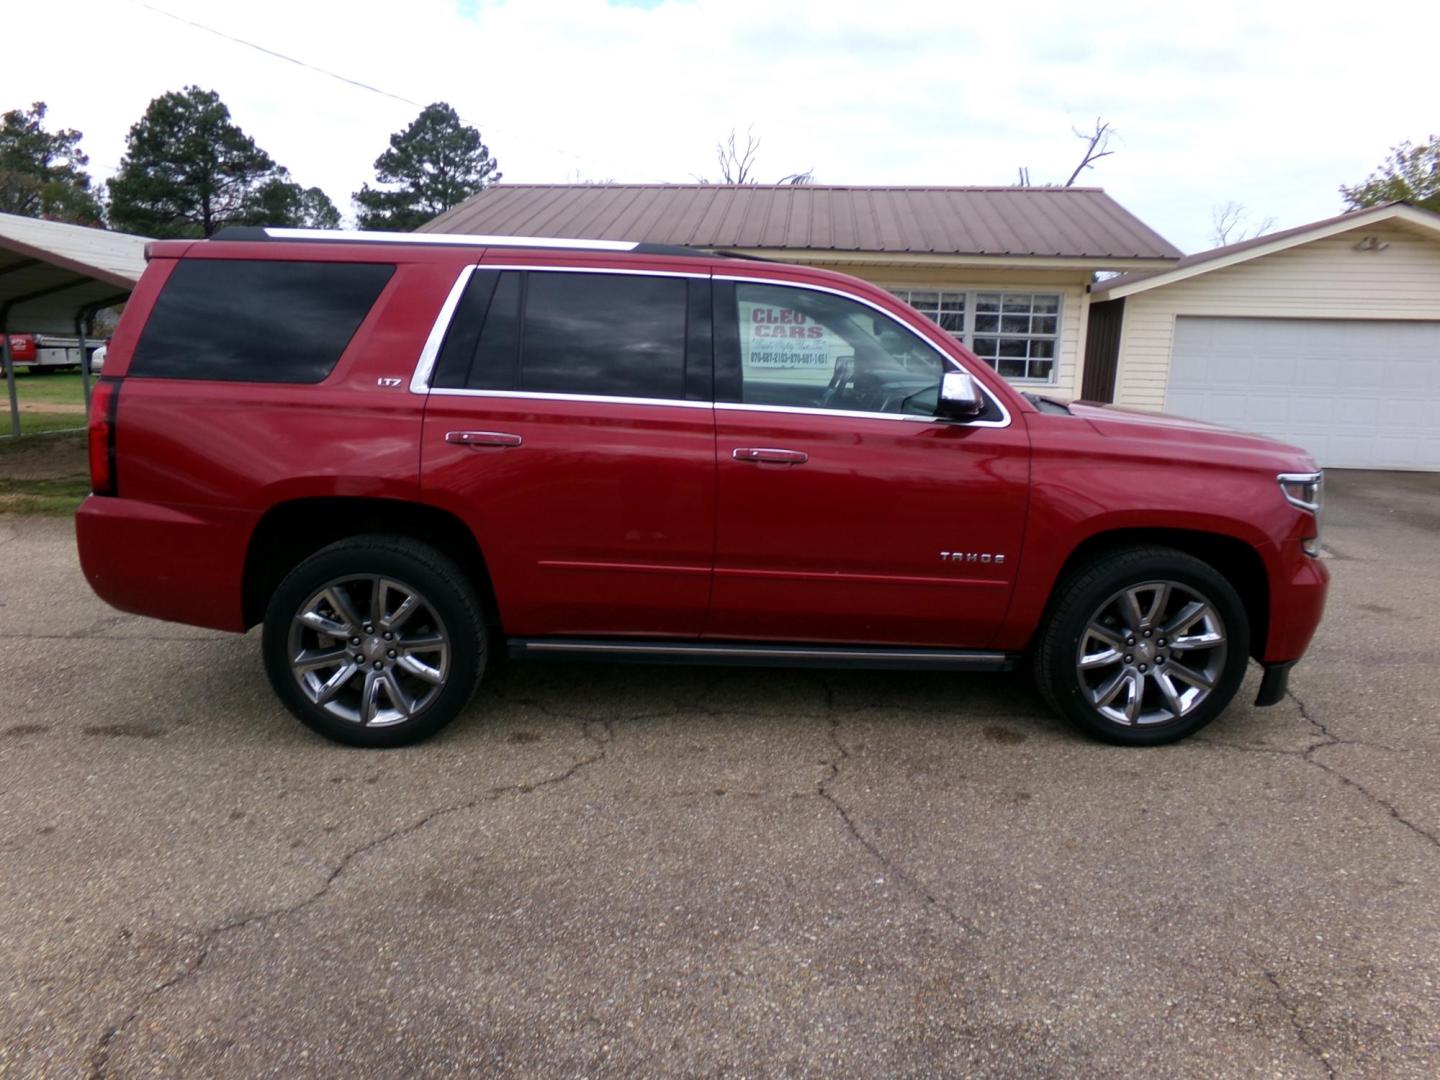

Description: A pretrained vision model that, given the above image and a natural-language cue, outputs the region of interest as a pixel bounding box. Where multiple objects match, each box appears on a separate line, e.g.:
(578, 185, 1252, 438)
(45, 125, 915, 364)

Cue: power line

(128, 0, 428, 112)
(124, 0, 640, 177)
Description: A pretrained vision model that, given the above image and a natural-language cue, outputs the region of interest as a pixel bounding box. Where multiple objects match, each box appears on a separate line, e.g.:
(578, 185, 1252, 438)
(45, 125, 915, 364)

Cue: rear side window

(521, 273, 686, 399)
(435, 270, 688, 401)
(130, 259, 394, 383)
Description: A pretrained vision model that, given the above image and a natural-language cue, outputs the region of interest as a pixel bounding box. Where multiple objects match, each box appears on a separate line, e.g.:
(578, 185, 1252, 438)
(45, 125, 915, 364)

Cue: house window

(893, 290, 966, 334)
(889, 288, 1061, 384)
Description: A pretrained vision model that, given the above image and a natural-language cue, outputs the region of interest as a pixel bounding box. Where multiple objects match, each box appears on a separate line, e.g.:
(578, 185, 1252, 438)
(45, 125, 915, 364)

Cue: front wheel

(1033, 546, 1250, 745)
(262, 536, 486, 748)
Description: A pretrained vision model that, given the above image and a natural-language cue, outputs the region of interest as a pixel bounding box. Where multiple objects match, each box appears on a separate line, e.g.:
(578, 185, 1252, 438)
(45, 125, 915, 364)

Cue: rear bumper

(75, 496, 251, 632)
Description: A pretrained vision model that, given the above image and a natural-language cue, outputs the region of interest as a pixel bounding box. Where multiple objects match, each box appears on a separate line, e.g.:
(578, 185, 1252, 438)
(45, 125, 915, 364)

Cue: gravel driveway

(1, 471, 1436, 1077)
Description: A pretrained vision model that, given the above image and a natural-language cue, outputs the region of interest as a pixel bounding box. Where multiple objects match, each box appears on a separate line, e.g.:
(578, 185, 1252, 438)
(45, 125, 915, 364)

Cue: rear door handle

(732, 447, 808, 465)
(446, 430, 523, 448)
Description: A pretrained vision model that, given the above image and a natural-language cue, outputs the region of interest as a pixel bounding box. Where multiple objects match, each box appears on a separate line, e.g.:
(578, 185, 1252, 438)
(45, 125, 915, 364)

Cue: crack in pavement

(85, 718, 612, 1079)
(1290, 689, 1440, 852)
(1195, 691, 1438, 852)
(815, 681, 978, 936)
(1263, 970, 1338, 1080)
(498, 675, 980, 938)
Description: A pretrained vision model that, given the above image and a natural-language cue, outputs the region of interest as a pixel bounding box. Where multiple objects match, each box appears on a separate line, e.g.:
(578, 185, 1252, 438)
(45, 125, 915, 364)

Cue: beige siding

(819, 263, 1093, 398)
(1113, 222, 1440, 410)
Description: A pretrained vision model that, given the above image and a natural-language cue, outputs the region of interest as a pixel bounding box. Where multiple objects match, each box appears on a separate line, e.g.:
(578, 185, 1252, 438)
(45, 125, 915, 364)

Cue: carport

(0, 212, 150, 437)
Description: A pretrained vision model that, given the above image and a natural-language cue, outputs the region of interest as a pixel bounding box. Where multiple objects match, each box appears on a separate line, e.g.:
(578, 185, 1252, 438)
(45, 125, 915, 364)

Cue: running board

(507, 639, 1016, 672)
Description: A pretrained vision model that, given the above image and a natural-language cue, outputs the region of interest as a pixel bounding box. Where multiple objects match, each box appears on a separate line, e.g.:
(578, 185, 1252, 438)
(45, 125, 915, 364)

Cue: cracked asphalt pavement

(1, 470, 1438, 1077)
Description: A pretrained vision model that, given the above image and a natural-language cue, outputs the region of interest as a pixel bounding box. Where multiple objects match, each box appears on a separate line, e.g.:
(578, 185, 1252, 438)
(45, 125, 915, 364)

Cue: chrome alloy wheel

(286, 575, 451, 727)
(1075, 580, 1227, 727)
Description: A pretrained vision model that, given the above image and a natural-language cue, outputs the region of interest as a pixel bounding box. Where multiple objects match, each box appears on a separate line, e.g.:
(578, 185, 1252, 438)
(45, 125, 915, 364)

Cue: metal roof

(419, 184, 1182, 264)
(1091, 201, 1440, 300)
(0, 213, 149, 333)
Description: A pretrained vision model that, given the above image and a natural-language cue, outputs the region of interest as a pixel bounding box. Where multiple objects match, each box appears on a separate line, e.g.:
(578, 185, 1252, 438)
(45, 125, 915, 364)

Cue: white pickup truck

(6, 333, 106, 373)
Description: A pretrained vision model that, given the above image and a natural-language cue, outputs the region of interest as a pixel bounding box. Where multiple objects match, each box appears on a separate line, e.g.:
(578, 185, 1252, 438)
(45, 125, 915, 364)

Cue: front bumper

(1254, 661, 1294, 707)
(1262, 544, 1329, 664)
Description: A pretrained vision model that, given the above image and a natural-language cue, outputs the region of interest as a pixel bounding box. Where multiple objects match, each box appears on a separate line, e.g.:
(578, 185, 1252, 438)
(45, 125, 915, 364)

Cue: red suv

(75, 229, 1328, 747)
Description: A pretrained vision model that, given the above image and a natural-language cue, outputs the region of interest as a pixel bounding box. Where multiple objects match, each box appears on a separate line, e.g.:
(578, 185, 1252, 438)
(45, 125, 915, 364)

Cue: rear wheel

(262, 535, 486, 747)
(1033, 546, 1250, 745)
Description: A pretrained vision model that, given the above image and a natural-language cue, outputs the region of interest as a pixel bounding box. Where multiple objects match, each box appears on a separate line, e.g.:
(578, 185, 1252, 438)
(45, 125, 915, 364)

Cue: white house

(1087, 202, 1440, 470)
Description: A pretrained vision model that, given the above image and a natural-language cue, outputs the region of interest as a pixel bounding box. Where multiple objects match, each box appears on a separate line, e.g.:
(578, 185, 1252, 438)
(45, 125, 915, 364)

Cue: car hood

(1064, 401, 1320, 470)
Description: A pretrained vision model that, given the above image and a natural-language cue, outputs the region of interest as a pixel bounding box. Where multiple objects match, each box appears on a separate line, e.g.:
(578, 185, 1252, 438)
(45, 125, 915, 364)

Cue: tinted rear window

(518, 272, 686, 399)
(130, 259, 394, 382)
(435, 270, 688, 400)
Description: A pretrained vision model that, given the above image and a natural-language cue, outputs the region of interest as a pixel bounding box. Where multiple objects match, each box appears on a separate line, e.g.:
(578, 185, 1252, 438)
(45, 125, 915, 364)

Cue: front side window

(890, 288, 1061, 383)
(434, 270, 688, 401)
(726, 282, 950, 416)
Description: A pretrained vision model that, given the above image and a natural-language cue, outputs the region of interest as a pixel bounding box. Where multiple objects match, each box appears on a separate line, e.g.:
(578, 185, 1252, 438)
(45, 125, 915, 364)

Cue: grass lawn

(0, 476, 91, 515)
(2, 369, 90, 440)
(0, 411, 88, 436)
(0, 430, 89, 514)
(0, 428, 85, 458)
(2, 369, 90, 407)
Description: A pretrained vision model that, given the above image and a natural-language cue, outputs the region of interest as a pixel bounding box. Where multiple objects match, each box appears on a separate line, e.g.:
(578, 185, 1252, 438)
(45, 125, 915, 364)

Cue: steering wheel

(820, 356, 854, 408)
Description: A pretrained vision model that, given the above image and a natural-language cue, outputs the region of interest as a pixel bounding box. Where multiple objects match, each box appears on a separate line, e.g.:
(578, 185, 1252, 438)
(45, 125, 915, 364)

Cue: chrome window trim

(426, 391, 967, 424)
(409, 265, 478, 394)
(409, 265, 706, 398)
(428, 387, 712, 410)
(478, 263, 707, 280)
(716, 274, 1013, 429)
(716, 402, 945, 424)
(263, 228, 641, 251)
(407, 263, 1014, 429)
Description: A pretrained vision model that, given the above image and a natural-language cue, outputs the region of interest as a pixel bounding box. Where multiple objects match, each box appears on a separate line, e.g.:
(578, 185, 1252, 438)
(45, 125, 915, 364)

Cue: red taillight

(88, 379, 120, 496)
(9, 334, 36, 361)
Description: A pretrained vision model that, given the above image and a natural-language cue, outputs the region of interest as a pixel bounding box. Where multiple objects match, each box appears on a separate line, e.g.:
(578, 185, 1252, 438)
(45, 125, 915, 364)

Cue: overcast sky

(6, 0, 1438, 252)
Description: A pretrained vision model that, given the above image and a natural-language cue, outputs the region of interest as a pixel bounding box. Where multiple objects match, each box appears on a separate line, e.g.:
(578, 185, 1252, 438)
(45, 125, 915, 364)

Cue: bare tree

(567, 169, 615, 186)
(1064, 117, 1116, 186)
(1209, 201, 1276, 246)
(1016, 118, 1115, 187)
(694, 126, 813, 185)
(716, 126, 761, 184)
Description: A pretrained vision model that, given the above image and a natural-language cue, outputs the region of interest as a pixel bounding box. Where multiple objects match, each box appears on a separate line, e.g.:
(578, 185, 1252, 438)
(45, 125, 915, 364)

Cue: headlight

(1278, 471, 1323, 513)
(1279, 472, 1323, 556)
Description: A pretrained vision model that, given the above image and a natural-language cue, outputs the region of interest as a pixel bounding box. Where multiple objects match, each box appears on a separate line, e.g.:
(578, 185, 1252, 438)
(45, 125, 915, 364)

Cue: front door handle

(732, 447, 808, 465)
(446, 430, 523, 448)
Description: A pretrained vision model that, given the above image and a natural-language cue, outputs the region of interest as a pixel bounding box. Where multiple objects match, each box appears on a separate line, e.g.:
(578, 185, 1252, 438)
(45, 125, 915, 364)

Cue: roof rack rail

(207, 226, 711, 258)
(709, 249, 781, 263)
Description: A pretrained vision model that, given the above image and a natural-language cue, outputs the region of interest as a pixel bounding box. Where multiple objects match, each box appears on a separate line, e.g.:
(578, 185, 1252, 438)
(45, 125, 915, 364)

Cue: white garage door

(1166, 316, 1440, 470)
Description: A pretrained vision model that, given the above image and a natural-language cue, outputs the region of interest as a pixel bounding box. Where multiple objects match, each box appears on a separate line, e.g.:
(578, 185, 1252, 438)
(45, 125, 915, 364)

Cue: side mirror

(936, 371, 984, 419)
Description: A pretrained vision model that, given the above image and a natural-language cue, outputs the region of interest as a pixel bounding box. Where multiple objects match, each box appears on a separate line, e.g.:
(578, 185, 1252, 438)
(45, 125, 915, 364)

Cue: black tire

(262, 535, 487, 748)
(1032, 545, 1250, 746)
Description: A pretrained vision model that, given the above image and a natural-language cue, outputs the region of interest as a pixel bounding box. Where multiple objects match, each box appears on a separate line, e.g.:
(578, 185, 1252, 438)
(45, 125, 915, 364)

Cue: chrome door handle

(732, 447, 808, 465)
(446, 430, 523, 448)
